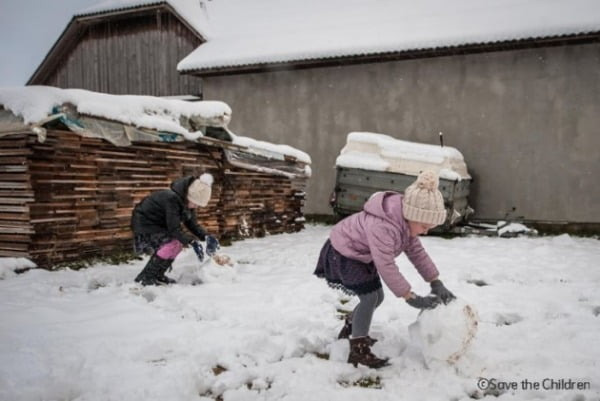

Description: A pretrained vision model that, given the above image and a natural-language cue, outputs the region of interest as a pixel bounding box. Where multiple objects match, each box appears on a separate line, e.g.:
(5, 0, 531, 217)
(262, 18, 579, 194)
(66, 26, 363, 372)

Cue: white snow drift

(0, 226, 599, 400)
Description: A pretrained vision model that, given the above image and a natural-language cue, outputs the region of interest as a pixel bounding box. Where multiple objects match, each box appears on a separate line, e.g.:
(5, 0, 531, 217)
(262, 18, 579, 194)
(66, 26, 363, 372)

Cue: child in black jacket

(131, 174, 219, 285)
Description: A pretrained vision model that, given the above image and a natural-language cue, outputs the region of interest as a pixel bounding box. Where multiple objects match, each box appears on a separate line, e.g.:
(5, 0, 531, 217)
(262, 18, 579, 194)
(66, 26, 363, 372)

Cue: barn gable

(28, 2, 206, 96)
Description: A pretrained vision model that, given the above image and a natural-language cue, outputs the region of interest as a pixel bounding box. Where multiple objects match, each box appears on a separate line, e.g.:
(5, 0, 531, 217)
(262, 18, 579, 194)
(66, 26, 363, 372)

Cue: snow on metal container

(331, 132, 472, 228)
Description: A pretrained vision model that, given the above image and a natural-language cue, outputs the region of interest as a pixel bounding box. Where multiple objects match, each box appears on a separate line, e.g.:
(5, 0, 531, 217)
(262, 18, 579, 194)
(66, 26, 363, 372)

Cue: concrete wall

(202, 42, 600, 223)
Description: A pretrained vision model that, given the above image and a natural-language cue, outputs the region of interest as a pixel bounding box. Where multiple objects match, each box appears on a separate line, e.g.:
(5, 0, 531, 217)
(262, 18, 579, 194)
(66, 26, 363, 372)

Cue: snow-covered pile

(0, 86, 231, 139)
(230, 133, 311, 165)
(0, 86, 311, 164)
(1, 226, 599, 400)
(336, 132, 470, 180)
(0, 257, 36, 280)
(497, 221, 537, 237)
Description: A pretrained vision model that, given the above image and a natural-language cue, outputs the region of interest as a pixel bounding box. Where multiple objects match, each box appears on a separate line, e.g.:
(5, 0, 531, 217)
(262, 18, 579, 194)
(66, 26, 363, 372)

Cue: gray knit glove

(430, 279, 456, 304)
(406, 294, 441, 310)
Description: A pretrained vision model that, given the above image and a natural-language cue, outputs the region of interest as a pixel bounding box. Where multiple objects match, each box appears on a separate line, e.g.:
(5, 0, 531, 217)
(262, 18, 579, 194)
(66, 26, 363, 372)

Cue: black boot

(156, 258, 176, 285)
(338, 315, 378, 345)
(135, 254, 175, 286)
(348, 337, 389, 369)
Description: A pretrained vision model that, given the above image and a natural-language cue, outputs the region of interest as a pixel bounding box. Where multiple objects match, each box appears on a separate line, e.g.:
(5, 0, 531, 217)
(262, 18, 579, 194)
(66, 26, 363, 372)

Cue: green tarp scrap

(52, 103, 183, 147)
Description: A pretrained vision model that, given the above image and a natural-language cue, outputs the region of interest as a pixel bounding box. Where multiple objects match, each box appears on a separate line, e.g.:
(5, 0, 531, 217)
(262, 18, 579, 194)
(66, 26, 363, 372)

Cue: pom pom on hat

(199, 173, 213, 186)
(402, 170, 447, 226)
(187, 173, 213, 207)
(415, 170, 439, 191)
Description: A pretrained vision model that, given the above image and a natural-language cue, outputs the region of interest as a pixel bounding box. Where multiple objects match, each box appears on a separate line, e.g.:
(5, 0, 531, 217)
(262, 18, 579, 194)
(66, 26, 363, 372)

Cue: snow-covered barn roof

(36, 0, 600, 78)
(77, 0, 211, 40)
(175, 0, 600, 73)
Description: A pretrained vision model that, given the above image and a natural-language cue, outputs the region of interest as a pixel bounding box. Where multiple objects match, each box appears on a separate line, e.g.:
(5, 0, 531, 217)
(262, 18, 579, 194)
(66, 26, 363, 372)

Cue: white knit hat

(402, 170, 447, 225)
(187, 173, 213, 207)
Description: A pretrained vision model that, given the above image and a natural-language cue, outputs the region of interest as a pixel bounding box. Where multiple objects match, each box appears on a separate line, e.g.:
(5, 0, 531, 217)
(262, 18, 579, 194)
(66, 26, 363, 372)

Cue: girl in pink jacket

(314, 170, 455, 368)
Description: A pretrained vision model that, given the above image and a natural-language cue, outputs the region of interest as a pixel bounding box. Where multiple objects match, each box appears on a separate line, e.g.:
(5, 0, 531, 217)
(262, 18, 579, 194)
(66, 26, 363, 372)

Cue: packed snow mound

(409, 298, 478, 365)
(336, 132, 470, 181)
(0, 258, 36, 280)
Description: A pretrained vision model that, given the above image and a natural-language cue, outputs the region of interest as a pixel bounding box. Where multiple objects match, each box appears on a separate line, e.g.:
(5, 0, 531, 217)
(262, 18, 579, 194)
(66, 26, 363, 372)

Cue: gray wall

(203, 42, 600, 223)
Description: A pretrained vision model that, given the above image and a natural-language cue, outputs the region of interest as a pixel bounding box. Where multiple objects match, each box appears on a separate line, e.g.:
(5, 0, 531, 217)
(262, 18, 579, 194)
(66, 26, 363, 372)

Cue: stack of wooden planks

(0, 135, 34, 259)
(0, 130, 307, 268)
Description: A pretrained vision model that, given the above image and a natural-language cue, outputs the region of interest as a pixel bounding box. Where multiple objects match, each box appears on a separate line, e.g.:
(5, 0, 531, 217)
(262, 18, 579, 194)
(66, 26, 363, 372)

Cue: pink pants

(156, 239, 183, 259)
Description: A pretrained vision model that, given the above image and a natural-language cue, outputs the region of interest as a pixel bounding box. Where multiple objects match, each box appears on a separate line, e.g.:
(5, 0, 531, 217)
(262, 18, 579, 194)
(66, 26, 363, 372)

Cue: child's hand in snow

(406, 293, 441, 310)
(430, 279, 456, 304)
(190, 240, 204, 263)
(206, 235, 220, 256)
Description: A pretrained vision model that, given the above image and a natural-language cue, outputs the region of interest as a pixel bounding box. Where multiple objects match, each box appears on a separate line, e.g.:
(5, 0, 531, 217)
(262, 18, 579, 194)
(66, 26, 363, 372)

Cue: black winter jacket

(131, 176, 207, 245)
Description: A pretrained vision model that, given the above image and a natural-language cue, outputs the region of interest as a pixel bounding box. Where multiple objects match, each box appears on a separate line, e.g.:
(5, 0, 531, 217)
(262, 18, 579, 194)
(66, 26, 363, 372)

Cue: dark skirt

(133, 232, 173, 255)
(313, 239, 382, 296)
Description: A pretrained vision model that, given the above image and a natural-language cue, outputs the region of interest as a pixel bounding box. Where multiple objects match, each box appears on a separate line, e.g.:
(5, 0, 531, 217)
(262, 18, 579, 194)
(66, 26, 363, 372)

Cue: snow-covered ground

(1, 225, 599, 401)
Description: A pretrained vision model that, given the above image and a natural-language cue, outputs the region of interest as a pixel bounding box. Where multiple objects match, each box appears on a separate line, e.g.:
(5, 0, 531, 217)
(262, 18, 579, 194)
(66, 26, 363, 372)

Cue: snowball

(408, 298, 478, 365)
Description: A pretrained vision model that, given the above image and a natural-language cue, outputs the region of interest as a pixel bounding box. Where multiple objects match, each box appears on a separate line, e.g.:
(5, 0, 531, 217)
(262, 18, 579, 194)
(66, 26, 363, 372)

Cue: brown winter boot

(337, 316, 378, 345)
(348, 337, 389, 369)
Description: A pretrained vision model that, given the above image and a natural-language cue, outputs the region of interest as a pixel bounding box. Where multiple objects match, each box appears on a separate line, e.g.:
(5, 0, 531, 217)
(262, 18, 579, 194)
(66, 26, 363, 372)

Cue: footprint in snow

(466, 279, 489, 287)
(129, 286, 157, 302)
(494, 313, 523, 326)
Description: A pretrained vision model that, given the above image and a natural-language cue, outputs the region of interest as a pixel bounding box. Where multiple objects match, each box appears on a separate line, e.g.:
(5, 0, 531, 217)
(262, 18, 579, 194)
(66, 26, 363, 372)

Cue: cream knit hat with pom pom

(187, 173, 213, 207)
(402, 170, 447, 225)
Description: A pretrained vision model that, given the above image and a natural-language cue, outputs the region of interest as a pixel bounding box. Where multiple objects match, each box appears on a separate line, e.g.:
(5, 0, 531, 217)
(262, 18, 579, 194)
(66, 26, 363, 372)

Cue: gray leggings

(351, 287, 385, 338)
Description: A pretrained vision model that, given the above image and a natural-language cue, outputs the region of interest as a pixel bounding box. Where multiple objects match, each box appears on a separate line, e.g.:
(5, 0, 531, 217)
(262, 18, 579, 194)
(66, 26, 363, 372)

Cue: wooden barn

(28, 0, 207, 96)
(0, 87, 310, 268)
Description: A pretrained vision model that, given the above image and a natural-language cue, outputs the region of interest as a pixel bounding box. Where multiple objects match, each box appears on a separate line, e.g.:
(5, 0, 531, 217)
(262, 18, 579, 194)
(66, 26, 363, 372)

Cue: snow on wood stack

(0, 86, 310, 268)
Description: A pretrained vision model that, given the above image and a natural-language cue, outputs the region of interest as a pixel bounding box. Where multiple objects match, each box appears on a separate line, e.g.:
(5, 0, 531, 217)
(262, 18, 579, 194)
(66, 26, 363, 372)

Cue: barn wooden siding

(31, 11, 204, 96)
(0, 131, 306, 268)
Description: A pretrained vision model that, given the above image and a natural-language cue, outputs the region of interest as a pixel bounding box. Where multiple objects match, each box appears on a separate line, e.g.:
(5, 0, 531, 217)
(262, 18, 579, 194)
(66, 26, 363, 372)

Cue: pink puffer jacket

(330, 192, 439, 297)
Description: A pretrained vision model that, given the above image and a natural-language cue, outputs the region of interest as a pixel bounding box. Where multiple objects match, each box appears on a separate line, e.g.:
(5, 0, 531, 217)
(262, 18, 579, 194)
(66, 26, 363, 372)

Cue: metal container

(330, 167, 472, 228)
